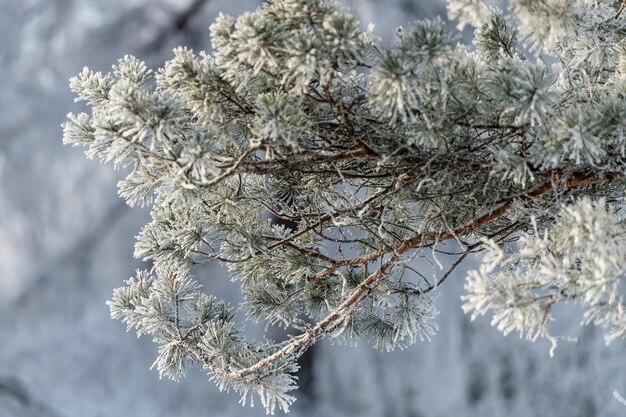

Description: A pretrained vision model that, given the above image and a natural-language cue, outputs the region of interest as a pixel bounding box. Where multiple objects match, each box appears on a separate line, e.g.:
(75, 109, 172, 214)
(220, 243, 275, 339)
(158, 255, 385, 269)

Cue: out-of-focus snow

(1, 1, 625, 416)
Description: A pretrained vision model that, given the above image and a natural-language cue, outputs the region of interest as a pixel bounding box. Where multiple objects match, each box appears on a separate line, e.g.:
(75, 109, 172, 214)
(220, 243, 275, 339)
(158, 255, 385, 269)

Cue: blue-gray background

(1, 1, 625, 416)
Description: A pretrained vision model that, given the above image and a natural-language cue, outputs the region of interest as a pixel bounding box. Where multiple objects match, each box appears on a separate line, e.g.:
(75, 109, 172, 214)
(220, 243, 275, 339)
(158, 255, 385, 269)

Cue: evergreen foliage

(64, 0, 626, 412)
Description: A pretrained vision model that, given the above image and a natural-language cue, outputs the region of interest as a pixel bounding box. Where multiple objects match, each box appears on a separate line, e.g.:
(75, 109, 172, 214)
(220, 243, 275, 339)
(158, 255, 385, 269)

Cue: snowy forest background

(2, 0, 626, 416)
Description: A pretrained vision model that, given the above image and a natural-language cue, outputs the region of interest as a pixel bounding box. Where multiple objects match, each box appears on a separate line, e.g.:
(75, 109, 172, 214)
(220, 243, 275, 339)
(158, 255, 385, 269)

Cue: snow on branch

(64, 0, 626, 412)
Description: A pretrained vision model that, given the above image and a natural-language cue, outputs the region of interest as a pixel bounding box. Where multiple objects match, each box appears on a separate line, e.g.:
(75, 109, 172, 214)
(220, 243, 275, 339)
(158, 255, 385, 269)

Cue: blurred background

(1, 1, 626, 416)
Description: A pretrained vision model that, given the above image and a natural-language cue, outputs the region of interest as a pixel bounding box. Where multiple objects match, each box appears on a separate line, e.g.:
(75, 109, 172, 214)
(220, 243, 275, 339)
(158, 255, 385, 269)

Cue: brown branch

(266, 186, 393, 251)
(262, 235, 337, 264)
(225, 169, 624, 379)
(422, 250, 470, 293)
(231, 248, 400, 379)
(196, 145, 260, 187)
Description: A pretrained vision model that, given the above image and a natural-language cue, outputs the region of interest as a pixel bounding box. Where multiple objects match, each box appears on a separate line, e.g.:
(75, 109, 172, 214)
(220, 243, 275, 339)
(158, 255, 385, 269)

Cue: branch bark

(224, 169, 624, 379)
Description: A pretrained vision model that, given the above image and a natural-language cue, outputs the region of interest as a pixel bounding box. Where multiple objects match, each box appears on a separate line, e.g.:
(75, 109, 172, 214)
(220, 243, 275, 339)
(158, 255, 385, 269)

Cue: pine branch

(65, 0, 626, 411)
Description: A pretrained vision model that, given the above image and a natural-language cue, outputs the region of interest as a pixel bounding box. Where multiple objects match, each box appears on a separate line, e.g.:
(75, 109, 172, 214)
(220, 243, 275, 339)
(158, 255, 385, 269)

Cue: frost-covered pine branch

(63, 0, 626, 412)
(463, 198, 626, 355)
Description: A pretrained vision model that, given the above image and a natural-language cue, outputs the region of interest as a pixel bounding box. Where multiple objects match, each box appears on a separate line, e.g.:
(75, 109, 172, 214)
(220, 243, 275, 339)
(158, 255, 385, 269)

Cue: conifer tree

(63, 0, 626, 412)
